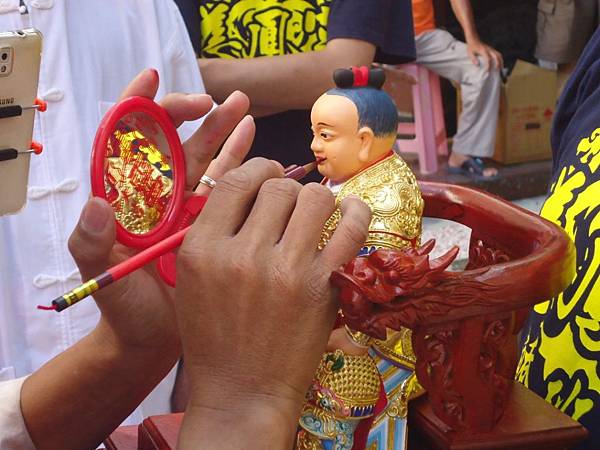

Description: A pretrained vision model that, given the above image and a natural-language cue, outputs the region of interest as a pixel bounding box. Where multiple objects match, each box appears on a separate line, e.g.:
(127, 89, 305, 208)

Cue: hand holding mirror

(38, 69, 253, 310)
(40, 81, 314, 312)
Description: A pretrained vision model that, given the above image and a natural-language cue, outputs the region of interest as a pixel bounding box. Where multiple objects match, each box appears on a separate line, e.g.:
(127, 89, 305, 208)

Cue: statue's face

(310, 94, 366, 183)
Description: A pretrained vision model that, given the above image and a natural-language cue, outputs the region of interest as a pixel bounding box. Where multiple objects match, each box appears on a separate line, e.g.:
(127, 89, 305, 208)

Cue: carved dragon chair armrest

(330, 182, 576, 432)
(331, 181, 575, 337)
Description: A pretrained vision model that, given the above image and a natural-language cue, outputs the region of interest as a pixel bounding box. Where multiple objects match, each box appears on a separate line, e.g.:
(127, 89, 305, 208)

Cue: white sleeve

(162, 1, 205, 95)
(162, 1, 210, 141)
(0, 377, 36, 450)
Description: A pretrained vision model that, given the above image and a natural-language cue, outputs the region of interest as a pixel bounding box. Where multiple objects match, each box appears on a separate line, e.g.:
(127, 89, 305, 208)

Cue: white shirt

(0, 0, 204, 424)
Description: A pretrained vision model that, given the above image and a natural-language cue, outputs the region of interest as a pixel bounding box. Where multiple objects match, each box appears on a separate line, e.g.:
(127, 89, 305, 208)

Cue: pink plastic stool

(395, 64, 448, 175)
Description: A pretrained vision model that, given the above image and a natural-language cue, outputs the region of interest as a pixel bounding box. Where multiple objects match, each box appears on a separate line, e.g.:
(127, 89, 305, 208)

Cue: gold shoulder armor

(319, 154, 423, 250)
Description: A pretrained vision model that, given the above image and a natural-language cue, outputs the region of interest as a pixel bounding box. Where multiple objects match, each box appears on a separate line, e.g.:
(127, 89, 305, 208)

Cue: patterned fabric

(199, 0, 331, 58)
(182, 0, 417, 62)
(516, 26, 600, 450)
(365, 348, 413, 450)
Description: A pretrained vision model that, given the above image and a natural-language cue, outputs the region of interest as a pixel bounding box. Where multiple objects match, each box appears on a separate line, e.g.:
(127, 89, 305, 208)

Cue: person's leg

(415, 29, 501, 177)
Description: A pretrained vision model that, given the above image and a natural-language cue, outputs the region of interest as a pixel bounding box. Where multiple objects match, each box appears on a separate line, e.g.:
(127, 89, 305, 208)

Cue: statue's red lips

(315, 156, 327, 164)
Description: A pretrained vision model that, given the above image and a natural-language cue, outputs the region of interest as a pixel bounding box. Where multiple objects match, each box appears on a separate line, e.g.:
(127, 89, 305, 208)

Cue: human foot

(448, 155, 499, 179)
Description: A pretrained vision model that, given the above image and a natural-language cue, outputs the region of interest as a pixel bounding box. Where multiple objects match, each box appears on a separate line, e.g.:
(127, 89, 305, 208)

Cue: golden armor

(297, 153, 425, 450)
(318, 153, 423, 251)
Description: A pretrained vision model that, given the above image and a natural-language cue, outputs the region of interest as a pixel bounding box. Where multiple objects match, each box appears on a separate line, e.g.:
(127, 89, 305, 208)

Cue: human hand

(376, 63, 417, 86)
(67, 68, 254, 358)
(175, 158, 371, 448)
(467, 39, 503, 71)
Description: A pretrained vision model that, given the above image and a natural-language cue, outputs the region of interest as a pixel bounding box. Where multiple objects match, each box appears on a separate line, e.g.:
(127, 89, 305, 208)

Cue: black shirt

(517, 27, 600, 450)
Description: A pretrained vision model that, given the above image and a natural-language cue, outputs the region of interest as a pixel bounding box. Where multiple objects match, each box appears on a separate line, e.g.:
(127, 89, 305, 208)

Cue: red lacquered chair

(105, 182, 587, 450)
(333, 181, 587, 449)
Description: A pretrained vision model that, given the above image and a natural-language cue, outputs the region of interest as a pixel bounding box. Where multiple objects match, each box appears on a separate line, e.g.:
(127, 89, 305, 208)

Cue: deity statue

(295, 67, 425, 450)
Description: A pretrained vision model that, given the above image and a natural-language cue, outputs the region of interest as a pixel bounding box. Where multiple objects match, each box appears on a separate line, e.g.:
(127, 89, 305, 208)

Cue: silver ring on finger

(198, 174, 217, 189)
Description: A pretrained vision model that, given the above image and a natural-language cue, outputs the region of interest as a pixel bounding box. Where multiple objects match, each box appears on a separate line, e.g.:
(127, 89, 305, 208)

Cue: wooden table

(104, 425, 138, 450)
(105, 383, 587, 450)
(408, 382, 587, 450)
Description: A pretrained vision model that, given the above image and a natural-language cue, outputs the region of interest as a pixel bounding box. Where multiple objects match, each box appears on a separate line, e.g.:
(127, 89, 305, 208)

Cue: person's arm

(19, 68, 255, 450)
(448, 0, 503, 70)
(21, 323, 178, 450)
(199, 38, 376, 110)
(175, 160, 372, 449)
(248, 104, 290, 118)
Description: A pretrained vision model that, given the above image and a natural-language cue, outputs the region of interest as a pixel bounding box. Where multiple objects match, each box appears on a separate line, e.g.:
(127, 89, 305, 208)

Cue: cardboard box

(492, 60, 556, 164)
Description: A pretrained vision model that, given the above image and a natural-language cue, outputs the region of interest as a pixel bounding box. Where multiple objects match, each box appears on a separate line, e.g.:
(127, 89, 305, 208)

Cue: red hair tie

(351, 66, 369, 87)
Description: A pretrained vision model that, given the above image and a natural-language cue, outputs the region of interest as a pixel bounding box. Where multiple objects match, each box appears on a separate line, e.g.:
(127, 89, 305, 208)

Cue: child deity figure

(295, 67, 424, 450)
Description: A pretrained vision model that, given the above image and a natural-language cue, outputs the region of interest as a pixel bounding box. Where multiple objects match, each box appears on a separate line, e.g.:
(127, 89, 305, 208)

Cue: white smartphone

(0, 28, 42, 216)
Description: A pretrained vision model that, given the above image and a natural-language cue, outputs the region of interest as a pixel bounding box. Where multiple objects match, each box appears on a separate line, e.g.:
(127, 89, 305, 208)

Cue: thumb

(468, 49, 479, 66)
(482, 53, 491, 72)
(68, 197, 117, 280)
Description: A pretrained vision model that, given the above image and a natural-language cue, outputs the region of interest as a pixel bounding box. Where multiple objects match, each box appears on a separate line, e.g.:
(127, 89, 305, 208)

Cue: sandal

(447, 157, 500, 181)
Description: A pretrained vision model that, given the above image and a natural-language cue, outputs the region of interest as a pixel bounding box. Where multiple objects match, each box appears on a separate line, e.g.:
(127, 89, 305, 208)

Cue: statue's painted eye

(320, 132, 329, 139)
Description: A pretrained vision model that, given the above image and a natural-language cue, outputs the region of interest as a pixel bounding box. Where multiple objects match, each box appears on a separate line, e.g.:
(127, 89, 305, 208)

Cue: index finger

(188, 158, 284, 240)
(193, 115, 255, 195)
(468, 50, 479, 67)
(183, 91, 250, 188)
(495, 52, 504, 70)
(119, 69, 159, 101)
(482, 52, 491, 72)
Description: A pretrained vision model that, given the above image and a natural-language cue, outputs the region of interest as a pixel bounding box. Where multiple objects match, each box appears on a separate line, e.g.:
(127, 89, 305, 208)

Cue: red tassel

(37, 304, 57, 311)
